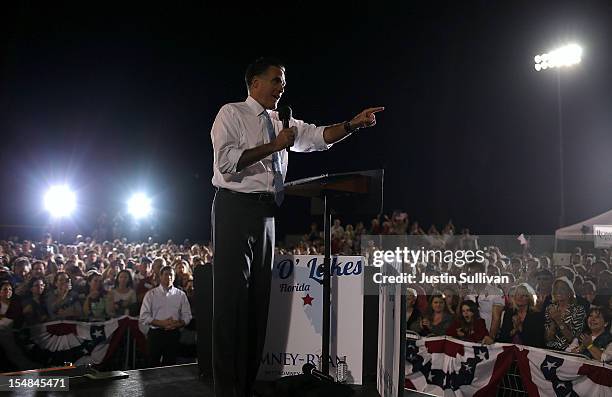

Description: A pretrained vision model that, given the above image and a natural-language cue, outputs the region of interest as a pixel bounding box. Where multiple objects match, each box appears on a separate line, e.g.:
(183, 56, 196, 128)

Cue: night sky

(1, 1, 611, 241)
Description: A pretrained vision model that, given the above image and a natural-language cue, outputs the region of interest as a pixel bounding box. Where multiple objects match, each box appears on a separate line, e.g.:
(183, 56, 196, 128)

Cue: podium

(284, 170, 383, 376)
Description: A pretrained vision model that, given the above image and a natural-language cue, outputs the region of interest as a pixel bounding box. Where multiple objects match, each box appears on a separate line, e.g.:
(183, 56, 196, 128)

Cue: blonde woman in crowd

(173, 259, 192, 290)
(499, 283, 545, 347)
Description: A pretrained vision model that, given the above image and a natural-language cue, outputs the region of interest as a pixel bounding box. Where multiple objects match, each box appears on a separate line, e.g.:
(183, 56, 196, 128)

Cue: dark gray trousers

(211, 188, 275, 397)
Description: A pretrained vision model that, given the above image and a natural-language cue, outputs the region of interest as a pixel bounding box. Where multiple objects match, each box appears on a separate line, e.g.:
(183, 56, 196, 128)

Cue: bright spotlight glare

(548, 44, 582, 67)
(44, 185, 76, 218)
(534, 43, 582, 72)
(128, 193, 152, 219)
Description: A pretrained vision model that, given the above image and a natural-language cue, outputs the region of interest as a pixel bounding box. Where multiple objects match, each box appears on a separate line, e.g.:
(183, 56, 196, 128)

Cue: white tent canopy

(555, 208, 612, 242)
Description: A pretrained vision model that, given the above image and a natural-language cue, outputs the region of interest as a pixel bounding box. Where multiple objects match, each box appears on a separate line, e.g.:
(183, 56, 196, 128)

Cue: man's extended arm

(229, 106, 384, 172)
(323, 107, 384, 144)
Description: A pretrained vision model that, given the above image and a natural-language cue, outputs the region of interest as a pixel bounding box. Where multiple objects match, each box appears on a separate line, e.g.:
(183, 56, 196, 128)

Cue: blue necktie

(262, 111, 285, 206)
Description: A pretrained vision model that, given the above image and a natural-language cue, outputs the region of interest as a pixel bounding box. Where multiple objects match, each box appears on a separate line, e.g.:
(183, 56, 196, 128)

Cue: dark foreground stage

(4, 363, 430, 396)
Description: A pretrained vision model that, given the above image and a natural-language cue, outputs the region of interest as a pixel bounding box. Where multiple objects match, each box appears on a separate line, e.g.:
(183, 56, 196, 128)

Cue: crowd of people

(279, 212, 470, 256)
(0, 232, 211, 370)
(404, 259, 612, 362)
(1, 211, 611, 371)
(286, 212, 612, 363)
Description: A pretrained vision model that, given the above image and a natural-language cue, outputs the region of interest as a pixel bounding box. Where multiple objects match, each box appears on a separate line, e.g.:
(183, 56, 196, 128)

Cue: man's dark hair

(32, 260, 46, 270)
(12, 257, 30, 271)
(244, 57, 285, 91)
(160, 265, 175, 276)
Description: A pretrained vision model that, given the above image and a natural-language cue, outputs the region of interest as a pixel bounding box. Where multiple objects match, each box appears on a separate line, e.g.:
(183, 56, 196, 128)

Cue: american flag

(22, 315, 146, 367)
(405, 336, 514, 396)
(405, 337, 612, 397)
(515, 346, 612, 397)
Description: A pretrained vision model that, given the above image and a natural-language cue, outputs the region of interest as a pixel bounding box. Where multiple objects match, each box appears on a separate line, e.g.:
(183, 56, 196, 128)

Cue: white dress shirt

(139, 284, 192, 329)
(211, 96, 332, 193)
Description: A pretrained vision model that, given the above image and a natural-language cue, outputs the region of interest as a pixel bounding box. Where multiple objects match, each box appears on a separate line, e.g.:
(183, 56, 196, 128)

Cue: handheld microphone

(302, 363, 335, 383)
(278, 105, 292, 129)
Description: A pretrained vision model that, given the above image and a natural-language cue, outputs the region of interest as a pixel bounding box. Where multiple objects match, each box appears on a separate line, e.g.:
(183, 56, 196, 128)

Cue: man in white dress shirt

(139, 265, 192, 367)
(210, 57, 383, 397)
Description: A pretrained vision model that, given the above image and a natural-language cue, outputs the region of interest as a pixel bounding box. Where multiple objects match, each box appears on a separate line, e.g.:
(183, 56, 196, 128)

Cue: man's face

(160, 269, 175, 288)
(16, 263, 30, 278)
(251, 66, 285, 110)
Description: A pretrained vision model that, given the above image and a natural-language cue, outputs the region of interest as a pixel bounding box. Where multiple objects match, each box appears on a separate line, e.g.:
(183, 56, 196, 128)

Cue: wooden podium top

(283, 169, 383, 215)
(284, 174, 370, 198)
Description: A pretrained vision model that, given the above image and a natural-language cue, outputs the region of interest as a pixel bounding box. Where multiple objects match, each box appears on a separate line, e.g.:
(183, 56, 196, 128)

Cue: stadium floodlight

(127, 193, 152, 219)
(533, 42, 583, 227)
(534, 43, 582, 72)
(44, 185, 76, 218)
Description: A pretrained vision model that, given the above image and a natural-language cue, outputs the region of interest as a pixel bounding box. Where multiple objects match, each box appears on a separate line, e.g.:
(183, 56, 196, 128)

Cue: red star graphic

(302, 294, 314, 306)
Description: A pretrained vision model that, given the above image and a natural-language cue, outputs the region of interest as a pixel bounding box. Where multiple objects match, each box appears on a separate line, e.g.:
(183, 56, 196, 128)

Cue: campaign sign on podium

(258, 255, 364, 384)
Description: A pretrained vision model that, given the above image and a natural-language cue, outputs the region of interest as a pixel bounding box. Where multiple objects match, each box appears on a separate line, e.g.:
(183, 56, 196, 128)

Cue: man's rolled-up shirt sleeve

(290, 118, 332, 153)
(212, 105, 245, 174)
